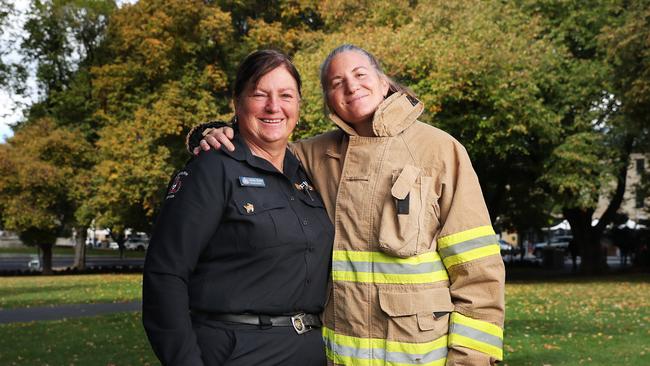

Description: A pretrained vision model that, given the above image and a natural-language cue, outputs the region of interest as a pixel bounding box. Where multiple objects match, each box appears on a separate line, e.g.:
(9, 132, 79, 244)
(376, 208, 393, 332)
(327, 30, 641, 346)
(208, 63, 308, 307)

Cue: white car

(27, 257, 41, 270)
(124, 237, 149, 251)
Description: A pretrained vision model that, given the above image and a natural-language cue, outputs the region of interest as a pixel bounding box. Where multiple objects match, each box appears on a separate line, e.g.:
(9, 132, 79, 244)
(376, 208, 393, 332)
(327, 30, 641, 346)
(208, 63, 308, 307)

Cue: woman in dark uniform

(142, 50, 333, 366)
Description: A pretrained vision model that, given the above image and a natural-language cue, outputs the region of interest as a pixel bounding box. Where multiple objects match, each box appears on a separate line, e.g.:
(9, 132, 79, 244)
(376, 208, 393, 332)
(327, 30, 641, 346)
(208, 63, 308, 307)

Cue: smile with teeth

(259, 118, 284, 124)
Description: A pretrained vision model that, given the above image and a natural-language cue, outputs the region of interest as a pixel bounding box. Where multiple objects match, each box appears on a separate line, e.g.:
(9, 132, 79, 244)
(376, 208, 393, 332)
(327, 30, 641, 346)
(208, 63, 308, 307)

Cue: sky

(0, 0, 32, 142)
(0, 0, 136, 142)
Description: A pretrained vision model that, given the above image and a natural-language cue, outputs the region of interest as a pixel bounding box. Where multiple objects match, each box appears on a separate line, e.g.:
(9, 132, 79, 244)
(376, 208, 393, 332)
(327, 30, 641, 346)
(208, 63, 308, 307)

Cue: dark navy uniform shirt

(143, 135, 334, 365)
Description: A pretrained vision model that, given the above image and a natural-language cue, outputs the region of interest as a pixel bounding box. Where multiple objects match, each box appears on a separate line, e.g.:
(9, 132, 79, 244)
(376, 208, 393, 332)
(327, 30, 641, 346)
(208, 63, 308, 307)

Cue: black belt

(192, 311, 321, 334)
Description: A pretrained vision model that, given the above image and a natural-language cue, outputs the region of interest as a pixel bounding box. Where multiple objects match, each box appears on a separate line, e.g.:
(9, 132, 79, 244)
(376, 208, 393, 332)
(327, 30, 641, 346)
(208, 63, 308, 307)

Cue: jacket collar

(328, 92, 424, 137)
(221, 134, 299, 176)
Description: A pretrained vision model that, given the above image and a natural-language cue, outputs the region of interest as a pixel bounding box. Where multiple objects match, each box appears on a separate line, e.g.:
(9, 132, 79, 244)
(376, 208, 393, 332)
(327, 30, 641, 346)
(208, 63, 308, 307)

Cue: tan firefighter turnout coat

(291, 92, 506, 366)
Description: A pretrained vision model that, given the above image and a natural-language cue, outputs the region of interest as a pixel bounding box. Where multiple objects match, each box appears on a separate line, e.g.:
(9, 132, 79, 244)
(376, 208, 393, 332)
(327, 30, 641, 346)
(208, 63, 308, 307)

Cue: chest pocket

(378, 164, 440, 258)
(233, 196, 296, 249)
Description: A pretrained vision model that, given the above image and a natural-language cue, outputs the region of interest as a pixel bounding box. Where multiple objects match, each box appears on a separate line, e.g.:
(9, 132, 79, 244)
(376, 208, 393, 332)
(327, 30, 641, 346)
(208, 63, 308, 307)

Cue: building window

(636, 189, 645, 209)
(637, 159, 645, 175)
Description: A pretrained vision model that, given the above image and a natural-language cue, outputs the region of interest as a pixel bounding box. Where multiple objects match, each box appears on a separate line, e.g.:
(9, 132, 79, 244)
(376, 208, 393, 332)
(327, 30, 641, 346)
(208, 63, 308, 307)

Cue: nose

(344, 79, 360, 94)
(265, 95, 280, 112)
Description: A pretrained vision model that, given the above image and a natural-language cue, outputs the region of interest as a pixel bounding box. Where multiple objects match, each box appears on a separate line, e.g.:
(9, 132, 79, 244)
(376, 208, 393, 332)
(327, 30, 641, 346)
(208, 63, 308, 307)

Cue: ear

(380, 77, 390, 97)
(232, 98, 239, 114)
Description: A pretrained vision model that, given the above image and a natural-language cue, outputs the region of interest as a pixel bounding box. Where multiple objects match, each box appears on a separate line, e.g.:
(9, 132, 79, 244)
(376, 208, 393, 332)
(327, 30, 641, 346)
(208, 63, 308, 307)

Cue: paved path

(0, 301, 141, 324)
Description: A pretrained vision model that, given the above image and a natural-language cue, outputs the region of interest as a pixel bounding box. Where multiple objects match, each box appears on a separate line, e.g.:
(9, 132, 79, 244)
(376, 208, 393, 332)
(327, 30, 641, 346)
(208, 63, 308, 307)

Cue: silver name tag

(239, 176, 266, 188)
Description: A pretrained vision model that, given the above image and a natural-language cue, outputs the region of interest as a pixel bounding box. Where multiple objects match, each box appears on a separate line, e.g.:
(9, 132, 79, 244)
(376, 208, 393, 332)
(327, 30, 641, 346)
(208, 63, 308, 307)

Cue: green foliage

(542, 132, 615, 209)
(0, 118, 93, 234)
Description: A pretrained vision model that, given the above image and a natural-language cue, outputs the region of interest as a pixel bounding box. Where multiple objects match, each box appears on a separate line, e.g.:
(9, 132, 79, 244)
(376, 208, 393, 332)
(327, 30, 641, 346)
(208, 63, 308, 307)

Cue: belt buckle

(291, 313, 310, 334)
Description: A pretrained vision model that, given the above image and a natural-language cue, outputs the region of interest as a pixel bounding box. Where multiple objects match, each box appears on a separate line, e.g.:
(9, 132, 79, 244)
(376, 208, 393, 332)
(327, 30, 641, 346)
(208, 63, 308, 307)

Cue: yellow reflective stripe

(437, 225, 495, 249)
(332, 250, 449, 284)
(448, 334, 503, 361)
(450, 313, 503, 338)
(323, 327, 448, 353)
(326, 351, 446, 366)
(441, 244, 500, 268)
(323, 327, 448, 366)
(332, 270, 449, 284)
(449, 312, 503, 360)
(333, 250, 442, 265)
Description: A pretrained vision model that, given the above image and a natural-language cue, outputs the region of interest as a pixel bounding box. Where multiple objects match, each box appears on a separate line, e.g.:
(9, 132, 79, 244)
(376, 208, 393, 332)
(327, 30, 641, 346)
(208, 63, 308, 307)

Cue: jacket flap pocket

(391, 165, 420, 200)
(234, 197, 287, 215)
(378, 287, 454, 317)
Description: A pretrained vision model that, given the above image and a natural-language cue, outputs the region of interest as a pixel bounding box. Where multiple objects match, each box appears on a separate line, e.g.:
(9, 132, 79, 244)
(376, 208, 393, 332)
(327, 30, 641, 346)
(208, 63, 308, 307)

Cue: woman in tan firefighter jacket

(191, 44, 506, 366)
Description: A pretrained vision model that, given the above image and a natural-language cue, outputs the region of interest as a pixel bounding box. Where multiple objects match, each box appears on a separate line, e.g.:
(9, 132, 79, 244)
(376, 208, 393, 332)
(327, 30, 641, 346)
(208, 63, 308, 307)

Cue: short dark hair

(233, 49, 302, 101)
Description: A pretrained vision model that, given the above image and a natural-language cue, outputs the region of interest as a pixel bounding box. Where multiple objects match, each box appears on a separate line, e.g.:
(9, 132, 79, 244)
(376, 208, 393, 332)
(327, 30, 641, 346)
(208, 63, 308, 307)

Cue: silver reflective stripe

(438, 235, 498, 258)
(324, 337, 448, 364)
(450, 323, 503, 348)
(331, 260, 445, 275)
(386, 347, 448, 364)
(323, 337, 371, 360)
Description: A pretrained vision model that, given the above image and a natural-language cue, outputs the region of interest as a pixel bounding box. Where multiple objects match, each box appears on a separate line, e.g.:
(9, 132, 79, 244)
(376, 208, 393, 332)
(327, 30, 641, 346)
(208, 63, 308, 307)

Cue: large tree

(0, 118, 93, 274)
(520, 0, 649, 272)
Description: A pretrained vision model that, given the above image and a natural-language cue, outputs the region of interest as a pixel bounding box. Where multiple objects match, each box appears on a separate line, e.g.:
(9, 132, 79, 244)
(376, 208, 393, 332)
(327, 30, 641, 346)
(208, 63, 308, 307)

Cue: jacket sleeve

(185, 120, 231, 154)
(434, 141, 505, 366)
(142, 152, 225, 366)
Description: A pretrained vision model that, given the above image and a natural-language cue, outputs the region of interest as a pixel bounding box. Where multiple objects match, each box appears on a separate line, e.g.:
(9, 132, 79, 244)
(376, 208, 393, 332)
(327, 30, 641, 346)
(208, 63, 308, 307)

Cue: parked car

(124, 237, 149, 251)
(533, 235, 573, 258)
(27, 257, 41, 271)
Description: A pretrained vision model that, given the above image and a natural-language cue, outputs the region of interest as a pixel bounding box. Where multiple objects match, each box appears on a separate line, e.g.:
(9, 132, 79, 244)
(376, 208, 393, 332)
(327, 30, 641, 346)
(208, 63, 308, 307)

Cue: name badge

(239, 176, 266, 188)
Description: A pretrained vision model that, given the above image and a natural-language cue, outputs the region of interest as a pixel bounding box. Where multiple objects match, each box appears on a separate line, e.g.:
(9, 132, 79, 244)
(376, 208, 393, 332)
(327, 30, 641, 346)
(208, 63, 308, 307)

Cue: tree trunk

(73, 227, 87, 270)
(564, 208, 608, 274)
(564, 134, 634, 274)
(40, 243, 54, 275)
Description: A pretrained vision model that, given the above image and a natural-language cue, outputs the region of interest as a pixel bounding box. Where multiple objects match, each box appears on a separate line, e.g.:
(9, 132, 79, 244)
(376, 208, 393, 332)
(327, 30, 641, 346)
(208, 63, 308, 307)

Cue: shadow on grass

(506, 266, 650, 284)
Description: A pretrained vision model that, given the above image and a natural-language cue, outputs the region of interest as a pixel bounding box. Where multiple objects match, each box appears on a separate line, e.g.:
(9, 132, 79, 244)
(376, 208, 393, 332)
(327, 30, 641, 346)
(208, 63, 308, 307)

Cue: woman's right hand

(193, 126, 236, 155)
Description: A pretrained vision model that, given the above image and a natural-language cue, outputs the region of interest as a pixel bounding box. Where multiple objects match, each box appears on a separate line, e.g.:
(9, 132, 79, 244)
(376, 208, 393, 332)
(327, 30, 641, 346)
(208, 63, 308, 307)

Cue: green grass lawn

(504, 274, 650, 365)
(0, 246, 146, 258)
(0, 273, 648, 365)
(0, 274, 142, 309)
(0, 312, 158, 366)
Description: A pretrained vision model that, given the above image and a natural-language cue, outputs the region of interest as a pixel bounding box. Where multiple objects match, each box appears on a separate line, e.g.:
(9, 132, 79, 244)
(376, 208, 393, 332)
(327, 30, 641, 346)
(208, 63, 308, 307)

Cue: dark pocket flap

(378, 287, 454, 317)
(234, 197, 287, 216)
(391, 165, 420, 200)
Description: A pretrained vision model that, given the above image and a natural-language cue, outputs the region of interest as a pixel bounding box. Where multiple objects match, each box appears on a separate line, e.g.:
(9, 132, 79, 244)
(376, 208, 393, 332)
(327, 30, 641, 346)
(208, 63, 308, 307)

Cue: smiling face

(236, 66, 300, 150)
(324, 51, 389, 133)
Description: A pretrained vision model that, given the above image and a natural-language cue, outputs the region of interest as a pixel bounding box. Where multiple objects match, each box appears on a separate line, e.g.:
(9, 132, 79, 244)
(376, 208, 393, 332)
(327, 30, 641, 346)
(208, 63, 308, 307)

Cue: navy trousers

(192, 317, 327, 365)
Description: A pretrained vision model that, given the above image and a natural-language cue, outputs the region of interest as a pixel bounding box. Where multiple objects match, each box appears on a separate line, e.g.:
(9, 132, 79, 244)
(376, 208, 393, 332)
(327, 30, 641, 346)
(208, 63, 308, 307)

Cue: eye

(281, 93, 294, 99)
(251, 92, 267, 100)
(356, 72, 366, 78)
(331, 80, 342, 89)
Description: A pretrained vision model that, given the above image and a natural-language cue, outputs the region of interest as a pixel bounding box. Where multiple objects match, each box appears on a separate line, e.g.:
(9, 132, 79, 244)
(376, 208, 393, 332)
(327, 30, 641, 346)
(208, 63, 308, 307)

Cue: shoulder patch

(166, 171, 188, 199)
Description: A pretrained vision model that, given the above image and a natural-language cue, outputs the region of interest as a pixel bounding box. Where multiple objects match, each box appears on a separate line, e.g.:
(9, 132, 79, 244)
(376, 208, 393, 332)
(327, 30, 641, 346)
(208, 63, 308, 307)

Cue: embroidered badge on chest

(243, 202, 255, 214)
(166, 171, 188, 199)
(239, 176, 266, 188)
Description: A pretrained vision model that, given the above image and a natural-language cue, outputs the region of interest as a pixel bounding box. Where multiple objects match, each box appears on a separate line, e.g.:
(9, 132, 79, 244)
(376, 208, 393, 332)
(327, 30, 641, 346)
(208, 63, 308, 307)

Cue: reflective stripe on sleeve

(323, 327, 448, 366)
(436, 226, 500, 268)
(331, 250, 449, 285)
(448, 312, 503, 361)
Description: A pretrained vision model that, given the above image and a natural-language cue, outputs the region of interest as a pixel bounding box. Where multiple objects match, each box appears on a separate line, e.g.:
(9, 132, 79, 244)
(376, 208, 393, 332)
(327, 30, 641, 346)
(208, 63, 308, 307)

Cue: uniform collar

(328, 92, 424, 137)
(221, 134, 299, 177)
